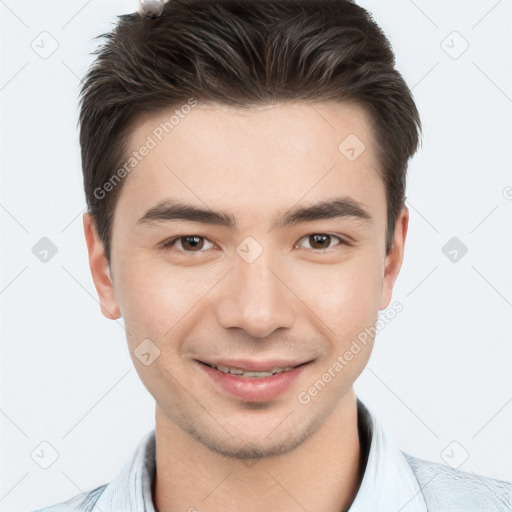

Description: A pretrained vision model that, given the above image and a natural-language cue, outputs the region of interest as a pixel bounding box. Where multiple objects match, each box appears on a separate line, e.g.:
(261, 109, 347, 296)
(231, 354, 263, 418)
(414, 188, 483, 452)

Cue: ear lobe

(83, 213, 121, 320)
(379, 206, 409, 310)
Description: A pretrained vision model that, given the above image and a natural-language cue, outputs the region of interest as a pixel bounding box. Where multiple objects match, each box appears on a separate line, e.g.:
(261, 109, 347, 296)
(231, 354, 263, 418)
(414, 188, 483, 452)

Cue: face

(84, 100, 408, 459)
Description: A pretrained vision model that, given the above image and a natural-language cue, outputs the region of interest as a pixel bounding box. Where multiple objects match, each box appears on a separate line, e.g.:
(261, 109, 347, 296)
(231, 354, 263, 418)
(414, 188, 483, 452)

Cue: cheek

(113, 252, 226, 342)
(294, 255, 383, 400)
(291, 250, 383, 337)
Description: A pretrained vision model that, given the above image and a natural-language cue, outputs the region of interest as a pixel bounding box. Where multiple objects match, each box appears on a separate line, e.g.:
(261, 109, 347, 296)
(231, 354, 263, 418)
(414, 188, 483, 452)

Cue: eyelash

(160, 233, 351, 254)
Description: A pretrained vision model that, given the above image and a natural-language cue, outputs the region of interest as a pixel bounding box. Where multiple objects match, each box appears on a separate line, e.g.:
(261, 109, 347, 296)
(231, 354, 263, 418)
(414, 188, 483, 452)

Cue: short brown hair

(80, 0, 422, 264)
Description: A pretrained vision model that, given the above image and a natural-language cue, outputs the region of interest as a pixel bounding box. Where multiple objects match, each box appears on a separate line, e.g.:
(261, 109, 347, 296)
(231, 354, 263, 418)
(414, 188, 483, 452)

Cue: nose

(215, 248, 297, 338)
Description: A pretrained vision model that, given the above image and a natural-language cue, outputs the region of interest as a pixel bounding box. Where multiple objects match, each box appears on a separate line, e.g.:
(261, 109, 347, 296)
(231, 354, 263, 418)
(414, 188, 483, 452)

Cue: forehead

(115, 100, 385, 226)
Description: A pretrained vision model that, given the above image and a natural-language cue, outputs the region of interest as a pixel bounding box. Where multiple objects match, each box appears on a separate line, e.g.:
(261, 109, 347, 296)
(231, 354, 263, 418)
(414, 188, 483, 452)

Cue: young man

(35, 0, 512, 510)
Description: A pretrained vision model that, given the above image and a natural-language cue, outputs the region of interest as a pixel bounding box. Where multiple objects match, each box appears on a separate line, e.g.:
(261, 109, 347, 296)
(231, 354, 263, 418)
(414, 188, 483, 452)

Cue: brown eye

(310, 234, 331, 250)
(161, 235, 214, 253)
(180, 236, 204, 251)
(296, 233, 347, 252)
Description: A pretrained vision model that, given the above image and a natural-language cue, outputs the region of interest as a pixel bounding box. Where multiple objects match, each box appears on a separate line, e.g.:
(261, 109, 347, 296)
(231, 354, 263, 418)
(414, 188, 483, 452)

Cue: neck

(153, 390, 363, 512)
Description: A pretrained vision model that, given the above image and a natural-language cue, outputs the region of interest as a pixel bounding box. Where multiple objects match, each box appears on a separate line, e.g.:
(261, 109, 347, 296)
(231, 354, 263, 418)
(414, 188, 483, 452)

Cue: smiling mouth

(196, 359, 311, 402)
(200, 362, 303, 378)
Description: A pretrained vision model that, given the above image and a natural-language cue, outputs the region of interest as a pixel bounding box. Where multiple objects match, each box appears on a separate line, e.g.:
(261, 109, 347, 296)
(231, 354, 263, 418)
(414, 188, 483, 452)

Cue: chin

(196, 431, 309, 460)
(184, 412, 322, 461)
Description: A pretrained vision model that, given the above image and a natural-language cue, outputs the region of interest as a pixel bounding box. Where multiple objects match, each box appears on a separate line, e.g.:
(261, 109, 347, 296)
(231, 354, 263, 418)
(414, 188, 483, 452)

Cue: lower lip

(197, 362, 308, 402)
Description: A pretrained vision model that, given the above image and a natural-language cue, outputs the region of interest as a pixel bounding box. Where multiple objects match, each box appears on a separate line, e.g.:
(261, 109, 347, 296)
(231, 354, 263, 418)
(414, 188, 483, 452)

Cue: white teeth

(243, 371, 274, 378)
(209, 364, 294, 377)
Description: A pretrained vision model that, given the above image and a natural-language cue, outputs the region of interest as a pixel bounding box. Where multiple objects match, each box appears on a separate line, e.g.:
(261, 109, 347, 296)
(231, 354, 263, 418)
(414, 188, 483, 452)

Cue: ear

(83, 213, 121, 320)
(379, 206, 409, 310)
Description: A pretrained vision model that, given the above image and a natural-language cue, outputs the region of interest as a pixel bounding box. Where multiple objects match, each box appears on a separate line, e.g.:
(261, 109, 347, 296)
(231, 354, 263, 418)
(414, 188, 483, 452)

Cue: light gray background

(1, 0, 511, 510)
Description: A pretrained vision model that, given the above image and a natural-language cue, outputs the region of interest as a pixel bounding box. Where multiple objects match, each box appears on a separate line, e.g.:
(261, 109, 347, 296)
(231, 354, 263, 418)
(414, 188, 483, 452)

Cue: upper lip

(197, 358, 311, 372)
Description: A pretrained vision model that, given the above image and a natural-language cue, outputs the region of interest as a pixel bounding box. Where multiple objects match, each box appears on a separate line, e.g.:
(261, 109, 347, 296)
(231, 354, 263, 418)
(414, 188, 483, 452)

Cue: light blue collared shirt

(33, 398, 512, 512)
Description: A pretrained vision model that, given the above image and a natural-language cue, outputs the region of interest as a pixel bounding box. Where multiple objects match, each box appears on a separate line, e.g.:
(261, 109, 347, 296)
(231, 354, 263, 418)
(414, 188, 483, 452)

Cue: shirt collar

(95, 398, 427, 512)
(349, 398, 428, 512)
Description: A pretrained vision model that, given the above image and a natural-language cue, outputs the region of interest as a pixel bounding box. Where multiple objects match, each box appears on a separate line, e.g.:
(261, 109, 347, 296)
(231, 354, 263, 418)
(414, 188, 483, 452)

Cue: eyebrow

(137, 196, 373, 230)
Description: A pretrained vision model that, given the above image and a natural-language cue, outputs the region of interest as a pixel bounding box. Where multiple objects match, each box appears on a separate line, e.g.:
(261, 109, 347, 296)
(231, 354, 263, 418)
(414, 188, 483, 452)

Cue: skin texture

(83, 100, 408, 512)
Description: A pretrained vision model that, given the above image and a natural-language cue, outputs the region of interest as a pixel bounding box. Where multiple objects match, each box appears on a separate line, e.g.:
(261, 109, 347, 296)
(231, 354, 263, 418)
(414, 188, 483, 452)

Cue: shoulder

(403, 452, 512, 511)
(30, 483, 107, 512)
